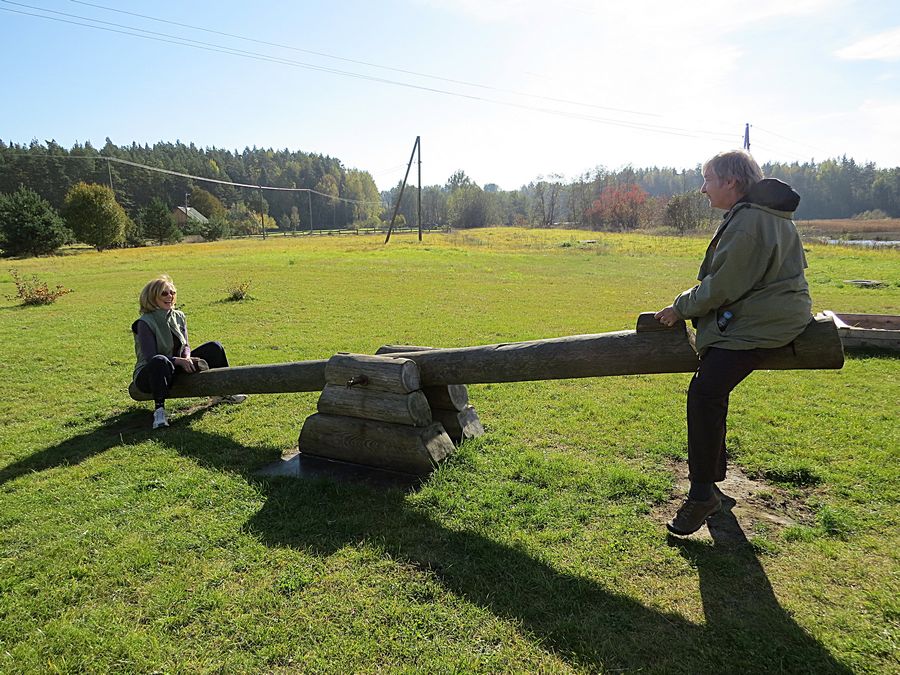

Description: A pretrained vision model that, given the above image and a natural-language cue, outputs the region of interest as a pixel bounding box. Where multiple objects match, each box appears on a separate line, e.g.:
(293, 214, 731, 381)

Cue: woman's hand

(173, 356, 196, 373)
(654, 306, 681, 327)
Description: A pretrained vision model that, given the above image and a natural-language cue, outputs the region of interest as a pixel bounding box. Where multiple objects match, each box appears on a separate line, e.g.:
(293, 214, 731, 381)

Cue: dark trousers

(135, 341, 228, 406)
(687, 347, 765, 483)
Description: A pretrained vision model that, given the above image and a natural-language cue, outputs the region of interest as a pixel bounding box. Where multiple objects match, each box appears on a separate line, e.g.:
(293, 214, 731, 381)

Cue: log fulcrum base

(316, 383, 432, 427)
(298, 414, 455, 476)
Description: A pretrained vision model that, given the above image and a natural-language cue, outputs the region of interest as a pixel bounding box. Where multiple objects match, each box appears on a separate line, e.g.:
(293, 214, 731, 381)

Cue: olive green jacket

(672, 182, 812, 355)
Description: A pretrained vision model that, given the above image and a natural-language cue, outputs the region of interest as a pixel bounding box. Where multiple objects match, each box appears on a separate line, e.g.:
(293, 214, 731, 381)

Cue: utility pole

(307, 191, 313, 235)
(417, 136, 422, 241)
(258, 186, 267, 240)
(184, 191, 190, 229)
(384, 136, 421, 244)
(743, 123, 751, 151)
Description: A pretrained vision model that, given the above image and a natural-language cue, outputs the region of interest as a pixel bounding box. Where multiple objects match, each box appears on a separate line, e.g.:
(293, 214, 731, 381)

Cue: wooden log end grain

(431, 406, 484, 444)
(317, 383, 432, 427)
(422, 384, 470, 411)
(324, 353, 421, 393)
(376, 345, 471, 411)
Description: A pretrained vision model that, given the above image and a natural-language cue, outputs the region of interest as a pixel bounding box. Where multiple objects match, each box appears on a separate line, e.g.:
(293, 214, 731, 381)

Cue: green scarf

(132, 309, 187, 381)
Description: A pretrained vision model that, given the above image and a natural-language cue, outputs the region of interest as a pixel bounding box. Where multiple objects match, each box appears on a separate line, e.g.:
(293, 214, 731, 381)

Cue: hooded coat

(672, 178, 812, 355)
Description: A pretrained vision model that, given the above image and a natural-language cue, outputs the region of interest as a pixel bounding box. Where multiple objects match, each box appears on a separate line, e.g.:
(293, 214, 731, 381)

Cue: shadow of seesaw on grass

(4, 410, 851, 672)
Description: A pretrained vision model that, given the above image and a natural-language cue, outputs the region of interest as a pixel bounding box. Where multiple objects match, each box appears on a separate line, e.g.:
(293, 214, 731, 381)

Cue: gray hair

(703, 150, 764, 196)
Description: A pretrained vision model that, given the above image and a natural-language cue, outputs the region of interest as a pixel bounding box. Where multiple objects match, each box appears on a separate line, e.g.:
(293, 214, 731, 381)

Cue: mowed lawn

(0, 229, 897, 673)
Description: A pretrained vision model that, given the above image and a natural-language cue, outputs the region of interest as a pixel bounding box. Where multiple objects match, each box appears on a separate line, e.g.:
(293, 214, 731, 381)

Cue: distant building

(172, 206, 209, 226)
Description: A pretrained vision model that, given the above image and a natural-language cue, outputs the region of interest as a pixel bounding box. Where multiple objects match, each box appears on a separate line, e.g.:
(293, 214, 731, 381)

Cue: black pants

(687, 347, 765, 483)
(135, 341, 228, 405)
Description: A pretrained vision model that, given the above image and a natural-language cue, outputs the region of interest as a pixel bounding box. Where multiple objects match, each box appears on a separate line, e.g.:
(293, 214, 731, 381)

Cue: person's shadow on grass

(668, 490, 850, 673)
(240, 469, 850, 672)
(0, 409, 153, 487)
(8, 415, 851, 672)
(0, 403, 239, 488)
(234, 440, 848, 672)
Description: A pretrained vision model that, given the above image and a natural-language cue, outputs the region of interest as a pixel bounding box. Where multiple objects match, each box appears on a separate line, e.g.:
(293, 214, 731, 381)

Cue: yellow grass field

(796, 218, 900, 240)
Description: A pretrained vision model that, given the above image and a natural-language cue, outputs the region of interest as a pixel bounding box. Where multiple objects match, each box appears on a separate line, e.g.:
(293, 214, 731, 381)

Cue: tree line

(1, 138, 898, 256)
(385, 158, 900, 231)
(0, 138, 382, 235)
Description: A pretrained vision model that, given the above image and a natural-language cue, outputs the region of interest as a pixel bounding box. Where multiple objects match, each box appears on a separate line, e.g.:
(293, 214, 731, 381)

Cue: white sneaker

(152, 408, 169, 429)
(221, 394, 248, 404)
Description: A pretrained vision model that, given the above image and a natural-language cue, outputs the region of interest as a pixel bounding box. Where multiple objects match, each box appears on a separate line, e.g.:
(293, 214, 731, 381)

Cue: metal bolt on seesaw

(129, 313, 844, 476)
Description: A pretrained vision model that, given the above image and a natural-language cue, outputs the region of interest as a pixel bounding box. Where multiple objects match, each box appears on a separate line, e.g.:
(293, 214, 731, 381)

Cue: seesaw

(129, 313, 844, 476)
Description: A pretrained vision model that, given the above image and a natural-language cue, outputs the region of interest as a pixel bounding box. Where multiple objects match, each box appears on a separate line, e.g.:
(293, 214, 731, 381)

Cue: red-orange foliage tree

(585, 183, 649, 230)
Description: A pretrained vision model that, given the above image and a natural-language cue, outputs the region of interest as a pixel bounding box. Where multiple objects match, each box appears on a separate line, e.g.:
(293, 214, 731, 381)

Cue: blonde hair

(139, 274, 177, 314)
(703, 150, 764, 196)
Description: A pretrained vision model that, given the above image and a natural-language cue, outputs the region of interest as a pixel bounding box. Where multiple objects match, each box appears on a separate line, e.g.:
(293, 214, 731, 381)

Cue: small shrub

(225, 279, 252, 301)
(7, 269, 72, 305)
(200, 216, 229, 242)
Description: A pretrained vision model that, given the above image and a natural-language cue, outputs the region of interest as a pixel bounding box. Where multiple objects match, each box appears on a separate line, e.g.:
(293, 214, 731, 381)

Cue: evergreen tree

(0, 186, 73, 257)
(141, 197, 182, 245)
(200, 215, 229, 241)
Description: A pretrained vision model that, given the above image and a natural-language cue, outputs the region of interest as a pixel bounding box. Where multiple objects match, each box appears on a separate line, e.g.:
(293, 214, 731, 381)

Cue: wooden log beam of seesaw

(128, 359, 328, 401)
(128, 313, 843, 400)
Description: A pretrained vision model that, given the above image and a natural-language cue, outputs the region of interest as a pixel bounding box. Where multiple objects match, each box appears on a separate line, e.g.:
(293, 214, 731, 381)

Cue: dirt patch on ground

(654, 462, 815, 542)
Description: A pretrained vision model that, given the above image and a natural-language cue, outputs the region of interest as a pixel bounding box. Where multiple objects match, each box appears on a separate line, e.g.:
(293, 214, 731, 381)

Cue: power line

(69, 0, 663, 119)
(746, 141, 813, 163)
(6, 151, 383, 204)
(752, 126, 824, 154)
(1, 2, 739, 143)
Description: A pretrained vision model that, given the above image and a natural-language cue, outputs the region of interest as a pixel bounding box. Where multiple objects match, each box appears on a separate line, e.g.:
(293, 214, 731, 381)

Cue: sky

(1, 0, 899, 191)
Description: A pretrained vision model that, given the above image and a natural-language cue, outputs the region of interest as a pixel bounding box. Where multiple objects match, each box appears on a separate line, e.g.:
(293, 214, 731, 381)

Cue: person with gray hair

(655, 150, 812, 535)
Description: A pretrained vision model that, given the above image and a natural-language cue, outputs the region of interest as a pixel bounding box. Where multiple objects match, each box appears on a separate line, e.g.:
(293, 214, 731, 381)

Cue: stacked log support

(298, 353, 456, 476)
(376, 345, 484, 444)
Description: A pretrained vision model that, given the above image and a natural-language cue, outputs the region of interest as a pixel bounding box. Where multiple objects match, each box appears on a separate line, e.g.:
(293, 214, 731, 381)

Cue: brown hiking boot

(666, 493, 722, 536)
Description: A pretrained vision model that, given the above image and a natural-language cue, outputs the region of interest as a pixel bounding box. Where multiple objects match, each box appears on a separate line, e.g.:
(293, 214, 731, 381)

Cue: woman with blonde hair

(131, 274, 245, 429)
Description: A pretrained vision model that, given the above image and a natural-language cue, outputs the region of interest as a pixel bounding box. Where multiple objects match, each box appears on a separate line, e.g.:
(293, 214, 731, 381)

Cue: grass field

(1, 228, 898, 673)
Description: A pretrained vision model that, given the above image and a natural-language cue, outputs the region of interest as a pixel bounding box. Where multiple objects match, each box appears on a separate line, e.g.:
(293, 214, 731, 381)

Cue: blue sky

(2, 0, 899, 190)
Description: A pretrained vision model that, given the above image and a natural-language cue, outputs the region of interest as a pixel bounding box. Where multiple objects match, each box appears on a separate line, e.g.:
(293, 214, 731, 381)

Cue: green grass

(1, 229, 897, 673)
